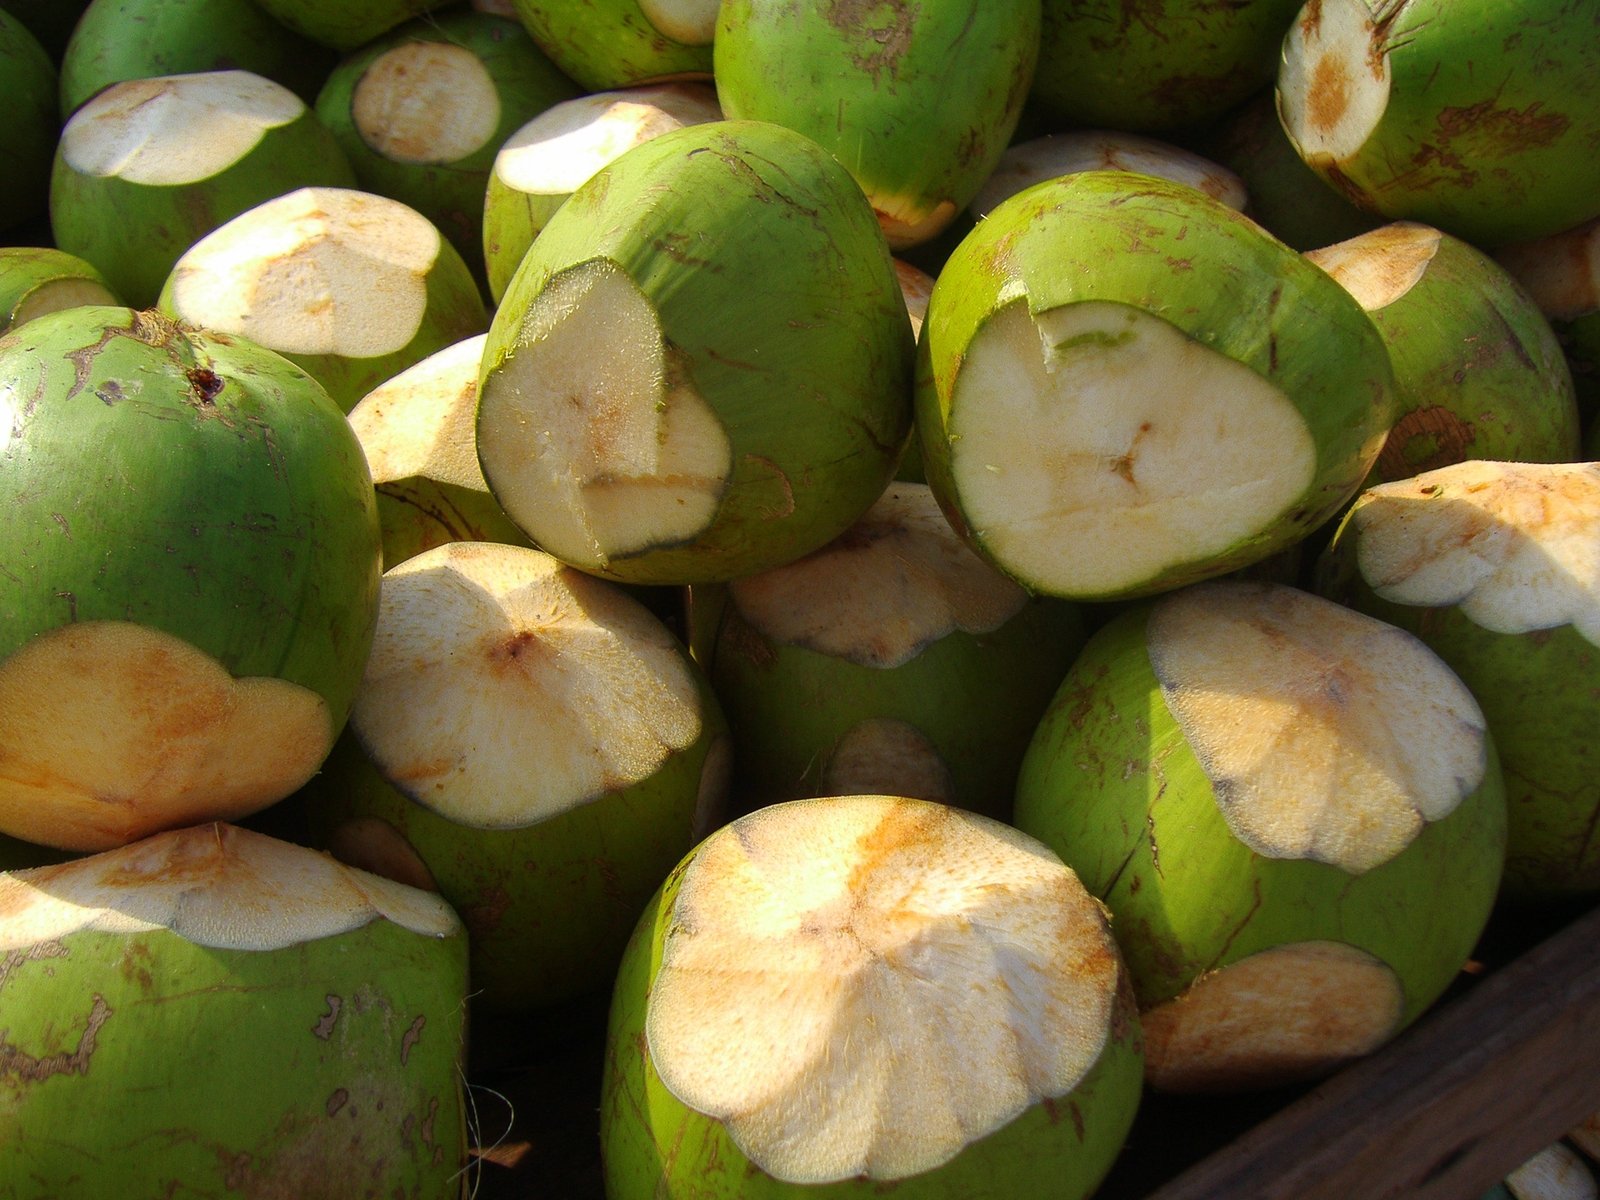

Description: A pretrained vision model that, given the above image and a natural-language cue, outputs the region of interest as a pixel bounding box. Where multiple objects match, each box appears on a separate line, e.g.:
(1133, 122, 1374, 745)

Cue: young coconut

(507, 0, 716, 91)
(1278, 0, 1600, 247)
(1496, 217, 1600, 422)
(158, 186, 487, 412)
(0, 246, 118, 336)
(1014, 579, 1506, 1092)
(477, 120, 914, 586)
(1318, 460, 1600, 900)
(917, 169, 1395, 603)
(0, 6, 56, 234)
(48, 69, 356, 307)
(305, 540, 731, 1012)
(688, 482, 1085, 820)
(0, 823, 470, 1198)
(1306, 222, 1581, 484)
(601, 794, 1144, 1200)
(246, 0, 446, 51)
(0, 305, 382, 851)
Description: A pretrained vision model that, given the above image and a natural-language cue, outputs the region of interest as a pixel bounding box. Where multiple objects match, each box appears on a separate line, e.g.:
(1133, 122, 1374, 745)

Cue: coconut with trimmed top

(0, 306, 381, 852)
(477, 119, 913, 586)
(159, 186, 487, 412)
(1014, 579, 1506, 1092)
(917, 169, 1395, 603)
(0, 246, 118, 337)
(1319, 460, 1600, 900)
(602, 793, 1144, 1200)
(1497, 217, 1600, 421)
(0, 823, 469, 1198)
(508, 0, 715, 91)
(247, 0, 445, 51)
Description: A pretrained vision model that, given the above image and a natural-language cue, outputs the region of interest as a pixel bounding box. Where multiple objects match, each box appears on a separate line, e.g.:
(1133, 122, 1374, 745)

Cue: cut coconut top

(1278, 0, 1391, 166)
(494, 84, 721, 194)
(894, 258, 934, 341)
(352, 541, 705, 827)
(0, 823, 459, 953)
(166, 188, 439, 359)
(348, 334, 488, 489)
(822, 719, 953, 804)
(1506, 1143, 1599, 1200)
(727, 482, 1028, 668)
(353, 41, 501, 165)
(645, 795, 1122, 1184)
(1496, 219, 1600, 322)
(1148, 581, 1487, 874)
(638, 0, 719, 45)
(1351, 460, 1600, 645)
(1306, 222, 1442, 312)
(59, 71, 306, 187)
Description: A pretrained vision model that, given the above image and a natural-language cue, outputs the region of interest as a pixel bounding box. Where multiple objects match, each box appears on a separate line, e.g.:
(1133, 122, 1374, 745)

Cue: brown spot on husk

(1377, 405, 1475, 479)
(0, 994, 111, 1084)
(826, 0, 917, 81)
(1307, 53, 1353, 137)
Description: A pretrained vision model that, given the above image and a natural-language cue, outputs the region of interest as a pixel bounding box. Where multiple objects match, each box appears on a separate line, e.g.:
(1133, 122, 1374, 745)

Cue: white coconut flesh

(1352, 461, 1600, 645)
(353, 42, 501, 165)
(0, 823, 458, 953)
(494, 85, 721, 196)
(1279, 0, 1392, 167)
(1140, 941, 1404, 1092)
(637, 0, 719, 45)
(878, 195, 958, 253)
(1496, 220, 1600, 322)
(476, 259, 733, 569)
(645, 795, 1122, 1184)
(727, 482, 1028, 668)
(1305, 221, 1442, 312)
(948, 300, 1317, 597)
(166, 187, 437, 359)
(352, 541, 704, 827)
(1507, 1143, 1600, 1200)
(348, 334, 489, 490)
(1147, 581, 1487, 874)
(822, 719, 953, 803)
(58, 70, 305, 186)
(0, 622, 332, 853)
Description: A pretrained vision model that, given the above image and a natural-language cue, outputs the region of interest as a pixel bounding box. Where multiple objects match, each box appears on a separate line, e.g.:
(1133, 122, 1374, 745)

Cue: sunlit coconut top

(645, 795, 1122, 1183)
(1278, 0, 1391, 166)
(60, 70, 306, 187)
(1148, 581, 1487, 874)
(348, 334, 488, 489)
(1306, 222, 1442, 311)
(1496, 218, 1600, 322)
(727, 482, 1028, 668)
(1351, 460, 1600, 645)
(353, 41, 501, 165)
(0, 824, 459, 952)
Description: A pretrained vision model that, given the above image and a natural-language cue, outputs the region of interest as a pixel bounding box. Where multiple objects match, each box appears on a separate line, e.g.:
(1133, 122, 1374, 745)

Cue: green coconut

(1014, 579, 1506, 1092)
(916, 169, 1395, 603)
(482, 81, 721, 304)
(246, 0, 446, 51)
(714, 0, 1039, 250)
(305, 540, 731, 1012)
(1319, 460, 1600, 900)
(0, 7, 57, 234)
(1496, 217, 1600, 424)
(602, 794, 1144, 1200)
(0, 0, 92, 62)
(0, 823, 469, 1197)
(508, 0, 715, 91)
(49, 69, 356, 307)
(159, 185, 488, 412)
(0, 305, 381, 851)
(1278, 0, 1600, 247)
(0, 246, 118, 336)
(1306, 221, 1581, 483)
(477, 119, 913, 586)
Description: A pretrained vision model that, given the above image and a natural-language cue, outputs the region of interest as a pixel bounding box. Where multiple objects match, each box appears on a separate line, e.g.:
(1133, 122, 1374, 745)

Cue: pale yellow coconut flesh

(1508, 1143, 1600, 1200)
(894, 258, 934, 341)
(1278, 0, 1391, 167)
(950, 300, 1317, 597)
(821, 719, 953, 803)
(1496, 220, 1600, 322)
(646, 795, 1123, 1183)
(166, 187, 437, 359)
(727, 482, 1028, 668)
(0, 622, 332, 852)
(1305, 221, 1442, 311)
(879, 197, 958, 252)
(8, 278, 120, 331)
(637, 0, 719, 45)
(348, 334, 489, 490)
(58, 70, 304, 186)
(353, 42, 501, 164)
(476, 258, 733, 570)
(0, 823, 458, 953)
(1148, 581, 1488, 873)
(1352, 461, 1600, 645)
(493, 84, 721, 195)
(1141, 941, 1404, 1092)
(971, 132, 1247, 220)
(351, 541, 704, 827)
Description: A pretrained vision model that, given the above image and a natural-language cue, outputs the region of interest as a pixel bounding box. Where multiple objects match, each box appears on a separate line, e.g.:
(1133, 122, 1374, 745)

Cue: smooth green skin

(480, 119, 914, 586)
(0, 246, 118, 335)
(0, 306, 382, 730)
(690, 584, 1085, 822)
(0, 0, 90, 61)
(316, 11, 578, 285)
(1013, 605, 1507, 1022)
(373, 479, 533, 571)
(600, 843, 1146, 1200)
(0, 8, 57, 233)
(916, 170, 1396, 601)
(50, 92, 357, 308)
(510, 0, 711, 91)
(247, 0, 445, 51)
(714, 0, 1040, 248)
(0, 920, 469, 1197)
(58, 0, 336, 118)
(1279, 0, 1600, 247)
(482, 162, 566, 304)
(1033, 0, 1302, 135)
